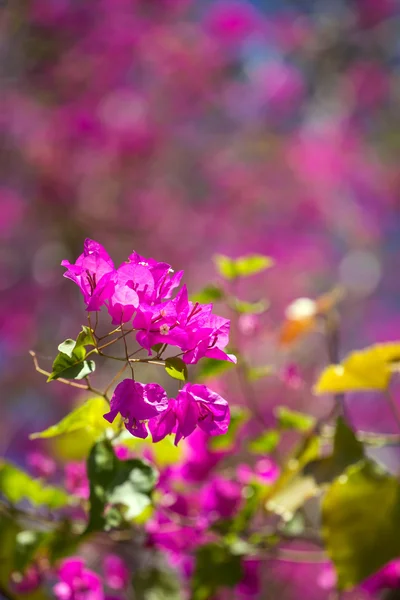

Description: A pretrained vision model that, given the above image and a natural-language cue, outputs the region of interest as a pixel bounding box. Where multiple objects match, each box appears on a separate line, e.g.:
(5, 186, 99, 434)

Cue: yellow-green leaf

(213, 255, 237, 280)
(196, 358, 235, 381)
(234, 255, 274, 277)
(0, 462, 69, 508)
(314, 342, 400, 394)
(165, 357, 188, 381)
(30, 397, 113, 440)
(322, 460, 400, 590)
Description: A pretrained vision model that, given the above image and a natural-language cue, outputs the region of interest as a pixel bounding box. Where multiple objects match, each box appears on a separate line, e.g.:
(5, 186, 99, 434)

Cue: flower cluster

(53, 555, 129, 600)
(62, 239, 235, 365)
(104, 380, 230, 444)
(62, 240, 233, 444)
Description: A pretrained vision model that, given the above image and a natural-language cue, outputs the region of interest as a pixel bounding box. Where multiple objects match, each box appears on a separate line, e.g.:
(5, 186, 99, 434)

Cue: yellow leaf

(314, 342, 400, 394)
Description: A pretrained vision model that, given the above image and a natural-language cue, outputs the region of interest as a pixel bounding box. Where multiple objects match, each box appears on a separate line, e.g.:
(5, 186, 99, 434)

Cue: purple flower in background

(64, 462, 90, 500)
(237, 458, 280, 486)
(361, 559, 400, 593)
(103, 555, 129, 591)
(27, 451, 56, 479)
(178, 429, 227, 483)
(236, 558, 262, 598)
(53, 558, 103, 600)
(150, 383, 230, 445)
(10, 565, 41, 594)
(104, 379, 168, 439)
(201, 476, 242, 520)
(61, 239, 115, 311)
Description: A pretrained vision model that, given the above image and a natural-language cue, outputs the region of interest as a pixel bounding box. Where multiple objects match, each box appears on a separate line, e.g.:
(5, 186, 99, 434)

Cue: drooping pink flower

(61, 239, 115, 311)
(103, 555, 129, 591)
(149, 383, 230, 445)
(53, 558, 103, 600)
(103, 379, 168, 439)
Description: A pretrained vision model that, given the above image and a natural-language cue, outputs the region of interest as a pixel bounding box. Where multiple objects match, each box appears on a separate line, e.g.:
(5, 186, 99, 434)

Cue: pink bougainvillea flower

(27, 450, 56, 479)
(103, 555, 129, 591)
(128, 251, 183, 302)
(149, 383, 230, 445)
(61, 239, 115, 311)
(178, 429, 228, 482)
(103, 379, 168, 439)
(53, 558, 103, 600)
(10, 565, 41, 594)
(201, 475, 242, 520)
(280, 363, 303, 389)
(236, 558, 262, 598)
(64, 462, 90, 500)
(237, 458, 280, 486)
(135, 285, 236, 364)
(361, 559, 400, 593)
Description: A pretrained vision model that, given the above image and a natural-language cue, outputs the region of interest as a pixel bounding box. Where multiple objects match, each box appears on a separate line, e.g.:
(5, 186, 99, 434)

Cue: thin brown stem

(96, 330, 133, 352)
(121, 322, 135, 379)
(30, 351, 88, 390)
(30, 351, 106, 398)
(103, 362, 130, 396)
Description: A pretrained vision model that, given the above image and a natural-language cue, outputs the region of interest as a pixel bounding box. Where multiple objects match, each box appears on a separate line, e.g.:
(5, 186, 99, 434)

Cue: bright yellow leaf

(314, 342, 400, 394)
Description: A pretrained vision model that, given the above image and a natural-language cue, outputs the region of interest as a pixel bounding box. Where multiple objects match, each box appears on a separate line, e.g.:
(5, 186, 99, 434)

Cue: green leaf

(47, 520, 81, 563)
(165, 357, 188, 382)
(213, 255, 237, 280)
(279, 512, 306, 537)
(58, 339, 79, 357)
(304, 417, 364, 485)
(234, 254, 275, 277)
(213, 254, 274, 280)
(265, 436, 320, 520)
(322, 460, 400, 590)
(275, 407, 315, 432)
(151, 343, 164, 354)
(191, 543, 244, 600)
(116, 433, 183, 468)
(86, 441, 158, 533)
(0, 461, 69, 509)
(133, 565, 183, 600)
(247, 366, 273, 381)
(14, 531, 47, 573)
(210, 407, 249, 451)
(230, 298, 269, 314)
(248, 430, 280, 454)
(191, 285, 225, 304)
(48, 354, 95, 381)
(48, 327, 96, 381)
(108, 459, 158, 520)
(76, 326, 95, 349)
(30, 397, 112, 440)
(196, 358, 235, 382)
